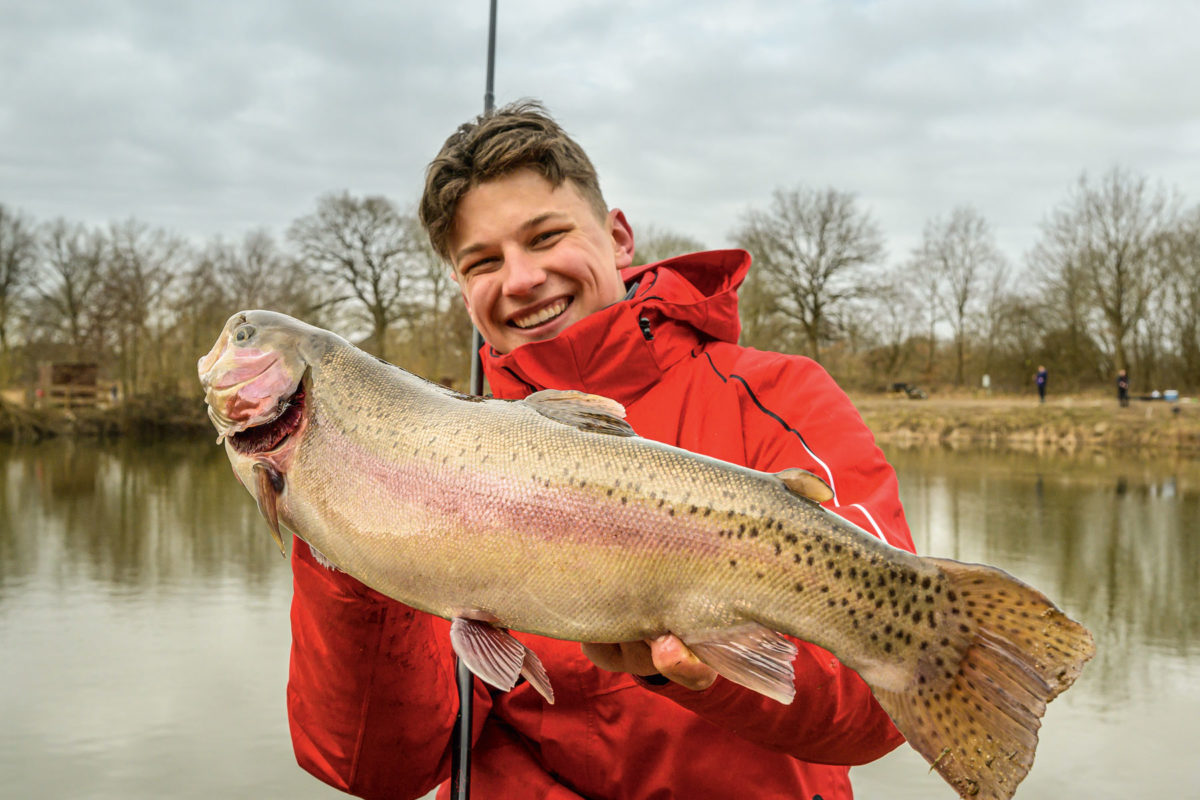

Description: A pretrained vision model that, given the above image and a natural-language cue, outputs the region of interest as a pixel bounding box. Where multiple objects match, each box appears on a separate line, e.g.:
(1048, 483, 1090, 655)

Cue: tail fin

(872, 559, 1095, 800)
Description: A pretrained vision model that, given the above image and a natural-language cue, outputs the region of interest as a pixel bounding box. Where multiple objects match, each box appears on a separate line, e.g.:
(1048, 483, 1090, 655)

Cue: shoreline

(0, 396, 210, 442)
(853, 392, 1200, 456)
(4, 392, 1200, 456)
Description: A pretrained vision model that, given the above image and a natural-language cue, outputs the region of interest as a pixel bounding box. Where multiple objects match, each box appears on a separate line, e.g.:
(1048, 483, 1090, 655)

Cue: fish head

(198, 310, 319, 460)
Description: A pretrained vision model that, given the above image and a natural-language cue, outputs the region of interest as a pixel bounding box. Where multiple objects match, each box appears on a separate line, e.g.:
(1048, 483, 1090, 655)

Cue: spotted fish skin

(199, 310, 1096, 800)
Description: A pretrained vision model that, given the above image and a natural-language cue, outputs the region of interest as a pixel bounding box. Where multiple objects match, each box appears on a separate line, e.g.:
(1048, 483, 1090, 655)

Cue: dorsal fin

(524, 389, 637, 437)
(775, 468, 833, 503)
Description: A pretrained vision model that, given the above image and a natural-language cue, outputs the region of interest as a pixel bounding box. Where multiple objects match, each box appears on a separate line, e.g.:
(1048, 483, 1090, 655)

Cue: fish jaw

(200, 310, 327, 557)
(198, 311, 308, 444)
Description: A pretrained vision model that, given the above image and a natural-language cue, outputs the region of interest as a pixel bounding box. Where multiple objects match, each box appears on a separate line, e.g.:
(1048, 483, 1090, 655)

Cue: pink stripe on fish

(310, 423, 732, 560)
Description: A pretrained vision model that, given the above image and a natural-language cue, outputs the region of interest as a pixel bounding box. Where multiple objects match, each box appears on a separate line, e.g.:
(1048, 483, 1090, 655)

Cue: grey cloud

(2, 0, 1198, 267)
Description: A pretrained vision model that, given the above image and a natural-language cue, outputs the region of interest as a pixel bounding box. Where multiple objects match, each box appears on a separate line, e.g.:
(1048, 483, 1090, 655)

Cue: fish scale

(302, 350, 913, 651)
(199, 309, 1095, 800)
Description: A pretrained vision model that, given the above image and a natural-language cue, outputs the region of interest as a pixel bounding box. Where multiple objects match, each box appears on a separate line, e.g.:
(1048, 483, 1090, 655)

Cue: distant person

(1117, 369, 1130, 408)
(1035, 365, 1048, 404)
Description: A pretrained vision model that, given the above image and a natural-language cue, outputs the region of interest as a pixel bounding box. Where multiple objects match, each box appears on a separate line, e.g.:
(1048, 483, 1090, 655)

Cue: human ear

(608, 209, 635, 270)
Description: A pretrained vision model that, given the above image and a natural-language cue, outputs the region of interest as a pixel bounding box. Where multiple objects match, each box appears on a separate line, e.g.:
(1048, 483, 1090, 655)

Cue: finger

(580, 642, 623, 672)
(581, 641, 656, 676)
(649, 635, 717, 691)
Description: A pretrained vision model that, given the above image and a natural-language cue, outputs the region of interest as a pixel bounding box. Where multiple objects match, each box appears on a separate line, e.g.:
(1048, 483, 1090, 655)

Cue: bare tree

(396, 217, 469, 382)
(974, 255, 1015, 381)
(1161, 207, 1200, 387)
(733, 186, 885, 362)
(288, 192, 420, 361)
(737, 257, 793, 353)
(987, 291, 1048, 390)
(203, 228, 313, 315)
(631, 224, 705, 266)
(33, 219, 107, 359)
(912, 206, 1007, 385)
(1026, 220, 1113, 392)
(1031, 167, 1175, 376)
(0, 204, 38, 380)
(173, 246, 236, 385)
(102, 219, 188, 396)
(859, 274, 922, 383)
(898, 254, 942, 379)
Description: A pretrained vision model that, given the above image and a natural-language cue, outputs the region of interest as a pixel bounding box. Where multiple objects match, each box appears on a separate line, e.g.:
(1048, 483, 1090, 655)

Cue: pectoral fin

(252, 462, 287, 557)
(681, 623, 798, 705)
(449, 617, 555, 704)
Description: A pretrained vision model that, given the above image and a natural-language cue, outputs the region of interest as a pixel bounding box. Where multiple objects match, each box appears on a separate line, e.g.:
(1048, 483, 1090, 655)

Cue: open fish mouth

(227, 384, 307, 455)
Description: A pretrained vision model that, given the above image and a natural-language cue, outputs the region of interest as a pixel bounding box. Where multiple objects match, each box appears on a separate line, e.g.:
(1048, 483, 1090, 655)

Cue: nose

(501, 249, 547, 297)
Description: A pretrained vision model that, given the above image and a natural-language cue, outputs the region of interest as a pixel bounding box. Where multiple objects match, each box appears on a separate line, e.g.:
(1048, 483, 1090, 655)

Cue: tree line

(2, 165, 1197, 404)
(0, 192, 473, 400)
(734, 166, 1199, 394)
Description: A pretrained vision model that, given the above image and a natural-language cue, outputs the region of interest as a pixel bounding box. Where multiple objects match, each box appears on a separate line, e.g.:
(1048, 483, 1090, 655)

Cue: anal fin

(449, 617, 555, 704)
(682, 623, 798, 705)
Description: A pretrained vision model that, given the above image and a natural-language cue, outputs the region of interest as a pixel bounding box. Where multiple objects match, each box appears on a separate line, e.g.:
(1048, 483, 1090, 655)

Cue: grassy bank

(854, 392, 1200, 455)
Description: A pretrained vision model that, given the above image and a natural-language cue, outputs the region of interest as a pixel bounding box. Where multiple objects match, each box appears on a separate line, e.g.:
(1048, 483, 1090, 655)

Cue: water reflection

(887, 448, 1200, 692)
(1, 440, 1197, 799)
(0, 438, 345, 799)
(854, 446, 1200, 798)
(1, 439, 286, 597)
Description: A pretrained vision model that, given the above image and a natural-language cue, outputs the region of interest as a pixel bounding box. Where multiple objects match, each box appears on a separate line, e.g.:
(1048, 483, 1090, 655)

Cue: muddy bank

(854, 393, 1200, 455)
(0, 395, 210, 441)
(7, 390, 1200, 455)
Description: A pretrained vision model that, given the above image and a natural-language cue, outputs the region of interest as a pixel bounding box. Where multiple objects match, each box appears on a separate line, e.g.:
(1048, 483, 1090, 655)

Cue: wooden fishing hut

(35, 362, 106, 409)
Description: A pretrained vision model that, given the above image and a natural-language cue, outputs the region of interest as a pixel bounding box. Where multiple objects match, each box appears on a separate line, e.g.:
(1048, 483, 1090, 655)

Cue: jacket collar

(481, 249, 751, 403)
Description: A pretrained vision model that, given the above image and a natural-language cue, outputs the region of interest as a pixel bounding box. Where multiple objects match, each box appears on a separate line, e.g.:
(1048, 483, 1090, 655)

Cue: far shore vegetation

(5, 387, 1198, 457)
(2, 165, 1198, 451)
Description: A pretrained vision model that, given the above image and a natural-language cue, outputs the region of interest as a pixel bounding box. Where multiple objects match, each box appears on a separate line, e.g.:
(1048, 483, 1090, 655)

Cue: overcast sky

(4, 0, 1198, 268)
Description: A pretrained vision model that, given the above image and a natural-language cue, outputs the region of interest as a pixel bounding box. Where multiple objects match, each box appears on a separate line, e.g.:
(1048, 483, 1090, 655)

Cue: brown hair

(419, 99, 608, 262)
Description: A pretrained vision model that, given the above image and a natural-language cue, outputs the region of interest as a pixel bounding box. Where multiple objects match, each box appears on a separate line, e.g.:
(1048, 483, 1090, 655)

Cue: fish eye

(234, 324, 255, 344)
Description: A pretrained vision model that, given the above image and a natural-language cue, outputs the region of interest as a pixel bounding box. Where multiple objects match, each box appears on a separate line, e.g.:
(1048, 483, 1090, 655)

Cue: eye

(461, 256, 499, 276)
(234, 324, 255, 344)
(533, 229, 566, 246)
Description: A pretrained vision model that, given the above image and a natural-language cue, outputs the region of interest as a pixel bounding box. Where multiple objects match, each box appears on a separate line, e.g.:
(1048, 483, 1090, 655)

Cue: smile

(511, 298, 570, 329)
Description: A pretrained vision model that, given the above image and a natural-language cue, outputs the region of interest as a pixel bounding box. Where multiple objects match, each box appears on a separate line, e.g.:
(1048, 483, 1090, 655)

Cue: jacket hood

(481, 249, 751, 403)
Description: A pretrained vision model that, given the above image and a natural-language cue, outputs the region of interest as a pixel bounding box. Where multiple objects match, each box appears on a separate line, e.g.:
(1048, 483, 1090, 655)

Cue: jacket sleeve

(287, 537, 494, 799)
(644, 351, 913, 765)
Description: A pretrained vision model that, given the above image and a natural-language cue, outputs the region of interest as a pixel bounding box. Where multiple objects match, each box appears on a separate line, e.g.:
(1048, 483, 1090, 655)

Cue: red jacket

(287, 249, 914, 800)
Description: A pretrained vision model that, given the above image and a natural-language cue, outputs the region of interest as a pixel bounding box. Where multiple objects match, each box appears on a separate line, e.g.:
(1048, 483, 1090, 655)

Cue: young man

(286, 100, 916, 799)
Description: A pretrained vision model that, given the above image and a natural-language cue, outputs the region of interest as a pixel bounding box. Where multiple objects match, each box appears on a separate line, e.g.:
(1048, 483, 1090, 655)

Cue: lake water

(2, 438, 1197, 799)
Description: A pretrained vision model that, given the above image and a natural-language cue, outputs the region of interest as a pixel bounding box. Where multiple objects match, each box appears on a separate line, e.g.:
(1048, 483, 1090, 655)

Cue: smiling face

(449, 169, 635, 354)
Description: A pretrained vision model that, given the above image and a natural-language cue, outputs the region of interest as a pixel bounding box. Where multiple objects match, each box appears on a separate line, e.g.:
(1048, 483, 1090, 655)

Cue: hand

(582, 634, 717, 692)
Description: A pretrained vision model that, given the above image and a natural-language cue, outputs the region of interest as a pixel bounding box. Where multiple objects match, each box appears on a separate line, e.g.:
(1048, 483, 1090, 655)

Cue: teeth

(513, 299, 568, 329)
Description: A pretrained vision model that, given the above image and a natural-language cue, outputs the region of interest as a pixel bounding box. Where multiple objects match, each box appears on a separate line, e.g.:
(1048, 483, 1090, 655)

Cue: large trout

(199, 310, 1094, 800)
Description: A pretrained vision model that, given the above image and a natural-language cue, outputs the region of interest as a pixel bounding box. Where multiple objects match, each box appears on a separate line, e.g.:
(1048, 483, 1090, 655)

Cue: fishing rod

(451, 3, 497, 798)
